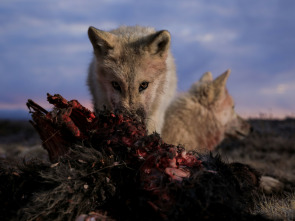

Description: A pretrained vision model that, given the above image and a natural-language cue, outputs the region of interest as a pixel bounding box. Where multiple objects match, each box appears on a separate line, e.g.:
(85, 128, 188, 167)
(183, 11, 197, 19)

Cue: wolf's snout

(235, 130, 247, 138)
(135, 107, 146, 121)
(114, 105, 146, 123)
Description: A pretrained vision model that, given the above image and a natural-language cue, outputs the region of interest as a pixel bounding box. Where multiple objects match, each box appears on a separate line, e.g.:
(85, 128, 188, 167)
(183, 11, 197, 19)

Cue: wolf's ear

(144, 30, 171, 56)
(212, 69, 231, 99)
(189, 72, 213, 96)
(88, 26, 115, 56)
(199, 71, 213, 83)
(212, 69, 230, 90)
(189, 79, 215, 106)
(189, 72, 212, 94)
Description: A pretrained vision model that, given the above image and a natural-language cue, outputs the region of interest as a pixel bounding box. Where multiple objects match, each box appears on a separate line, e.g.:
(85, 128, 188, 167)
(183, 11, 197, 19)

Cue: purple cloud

(0, 0, 294, 118)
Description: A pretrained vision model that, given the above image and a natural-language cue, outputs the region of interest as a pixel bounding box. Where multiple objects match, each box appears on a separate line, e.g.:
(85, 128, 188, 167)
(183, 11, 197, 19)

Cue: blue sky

(0, 0, 294, 118)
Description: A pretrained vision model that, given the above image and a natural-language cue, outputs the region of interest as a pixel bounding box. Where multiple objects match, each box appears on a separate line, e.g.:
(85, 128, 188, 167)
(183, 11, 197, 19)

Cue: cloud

(258, 69, 295, 95)
(261, 83, 295, 95)
(0, 0, 295, 119)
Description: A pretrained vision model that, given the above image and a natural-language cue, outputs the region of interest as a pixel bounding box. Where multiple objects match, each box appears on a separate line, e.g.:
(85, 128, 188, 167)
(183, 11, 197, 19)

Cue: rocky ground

(0, 117, 294, 220)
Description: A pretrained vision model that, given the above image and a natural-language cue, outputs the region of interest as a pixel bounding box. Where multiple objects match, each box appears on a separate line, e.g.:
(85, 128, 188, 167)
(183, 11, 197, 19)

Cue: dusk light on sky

(0, 0, 294, 119)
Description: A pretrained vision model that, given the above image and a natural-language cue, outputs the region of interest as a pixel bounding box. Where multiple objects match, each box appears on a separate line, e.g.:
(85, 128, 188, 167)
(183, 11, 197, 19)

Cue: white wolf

(161, 69, 251, 152)
(87, 26, 177, 134)
(161, 69, 283, 193)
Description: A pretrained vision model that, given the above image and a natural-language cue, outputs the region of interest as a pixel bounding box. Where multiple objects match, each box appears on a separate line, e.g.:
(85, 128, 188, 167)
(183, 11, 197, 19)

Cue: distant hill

(0, 109, 31, 120)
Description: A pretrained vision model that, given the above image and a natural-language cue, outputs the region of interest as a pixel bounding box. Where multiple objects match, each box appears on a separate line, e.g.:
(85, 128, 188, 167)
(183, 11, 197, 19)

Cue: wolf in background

(87, 26, 177, 134)
(161, 69, 251, 152)
(161, 69, 283, 193)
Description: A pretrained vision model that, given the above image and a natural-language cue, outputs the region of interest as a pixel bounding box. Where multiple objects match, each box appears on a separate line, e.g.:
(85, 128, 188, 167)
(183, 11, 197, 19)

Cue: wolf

(161, 69, 251, 152)
(87, 26, 177, 134)
(161, 69, 283, 193)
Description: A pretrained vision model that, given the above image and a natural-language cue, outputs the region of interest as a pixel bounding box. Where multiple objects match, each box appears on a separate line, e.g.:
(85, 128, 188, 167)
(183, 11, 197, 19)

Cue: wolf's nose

(135, 107, 146, 121)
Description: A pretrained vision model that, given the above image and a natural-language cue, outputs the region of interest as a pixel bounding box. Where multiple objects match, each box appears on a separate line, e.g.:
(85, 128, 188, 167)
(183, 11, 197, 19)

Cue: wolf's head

(88, 26, 172, 122)
(189, 69, 252, 140)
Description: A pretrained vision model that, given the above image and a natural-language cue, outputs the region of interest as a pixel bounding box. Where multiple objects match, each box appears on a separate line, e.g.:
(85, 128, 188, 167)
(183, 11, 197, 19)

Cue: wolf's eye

(139, 81, 149, 92)
(111, 81, 121, 92)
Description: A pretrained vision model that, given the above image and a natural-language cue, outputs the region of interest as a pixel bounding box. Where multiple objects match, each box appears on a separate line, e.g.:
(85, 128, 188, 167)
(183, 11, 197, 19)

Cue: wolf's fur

(87, 26, 177, 134)
(161, 69, 251, 152)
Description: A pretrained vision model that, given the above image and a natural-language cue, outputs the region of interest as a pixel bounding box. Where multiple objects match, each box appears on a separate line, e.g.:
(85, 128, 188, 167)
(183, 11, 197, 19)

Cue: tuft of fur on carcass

(0, 94, 269, 221)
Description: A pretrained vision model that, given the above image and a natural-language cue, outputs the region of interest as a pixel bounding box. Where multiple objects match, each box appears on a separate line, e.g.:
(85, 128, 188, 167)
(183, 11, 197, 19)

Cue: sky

(0, 0, 294, 119)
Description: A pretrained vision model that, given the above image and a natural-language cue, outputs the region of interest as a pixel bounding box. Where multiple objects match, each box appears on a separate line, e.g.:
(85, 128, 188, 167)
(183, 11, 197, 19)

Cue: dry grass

(215, 118, 295, 220)
(0, 120, 45, 160)
(252, 192, 295, 220)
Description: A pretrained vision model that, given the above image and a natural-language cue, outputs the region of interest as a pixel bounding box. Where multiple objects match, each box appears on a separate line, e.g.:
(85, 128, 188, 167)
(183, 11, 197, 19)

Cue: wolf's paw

(259, 176, 284, 194)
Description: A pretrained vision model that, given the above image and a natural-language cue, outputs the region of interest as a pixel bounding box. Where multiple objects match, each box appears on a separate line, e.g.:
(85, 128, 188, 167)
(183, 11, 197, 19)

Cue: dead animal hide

(0, 94, 269, 221)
